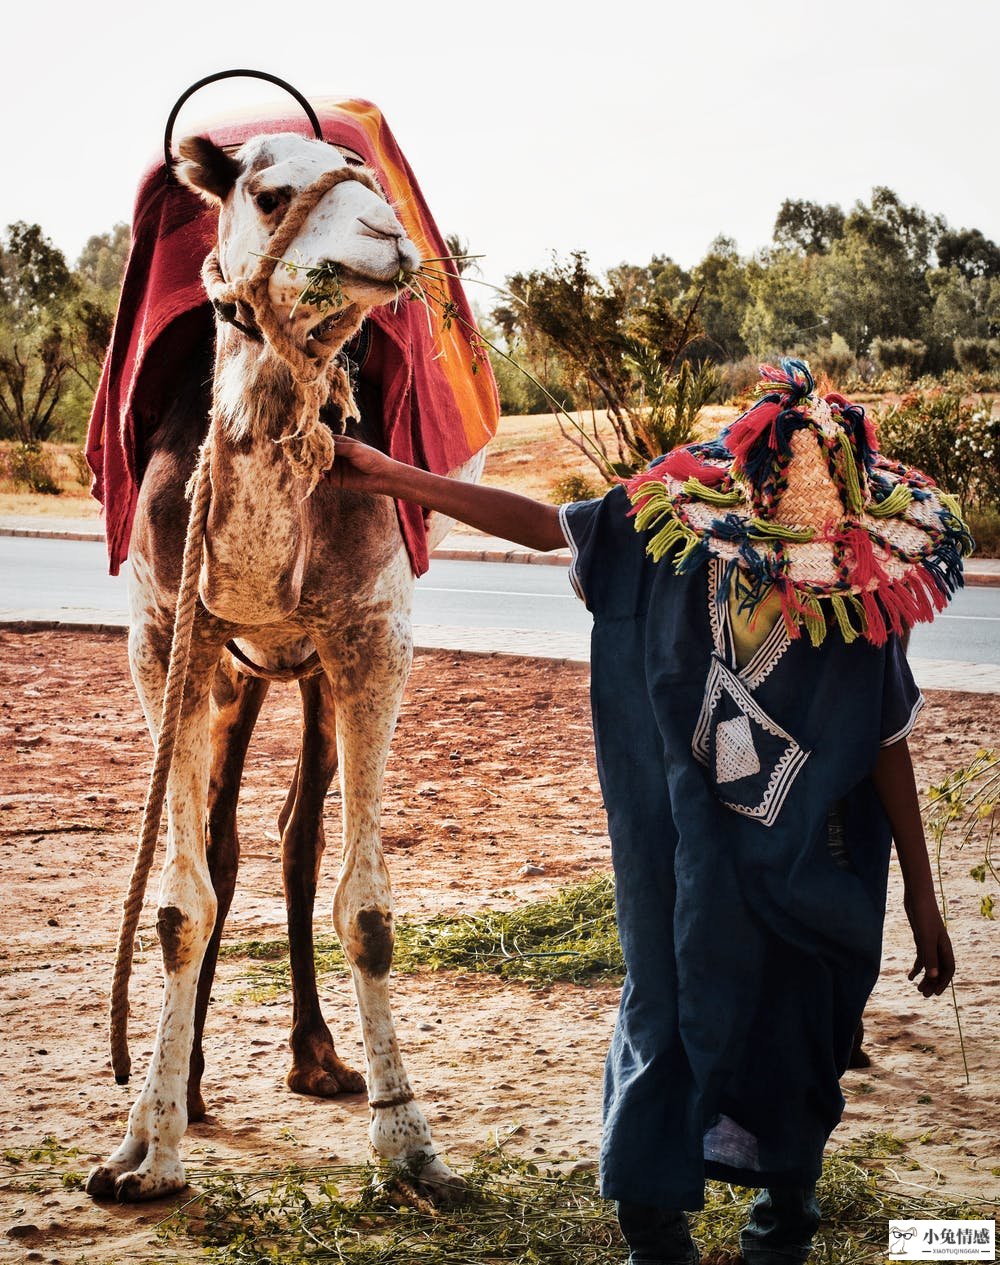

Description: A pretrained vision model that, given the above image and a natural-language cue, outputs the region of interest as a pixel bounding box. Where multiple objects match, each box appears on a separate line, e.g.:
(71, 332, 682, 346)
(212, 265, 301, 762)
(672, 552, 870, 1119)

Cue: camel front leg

(323, 634, 462, 1201)
(88, 636, 220, 1202)
(282, 672, 366, 1098)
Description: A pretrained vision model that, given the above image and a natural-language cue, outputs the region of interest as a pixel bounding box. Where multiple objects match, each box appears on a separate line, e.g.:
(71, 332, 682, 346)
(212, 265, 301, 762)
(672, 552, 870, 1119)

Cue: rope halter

(201, 162, 387, 492)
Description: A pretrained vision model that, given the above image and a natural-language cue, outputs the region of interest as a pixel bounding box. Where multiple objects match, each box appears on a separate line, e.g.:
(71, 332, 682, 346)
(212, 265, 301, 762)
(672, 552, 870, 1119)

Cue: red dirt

(0, 631, 997, 1261)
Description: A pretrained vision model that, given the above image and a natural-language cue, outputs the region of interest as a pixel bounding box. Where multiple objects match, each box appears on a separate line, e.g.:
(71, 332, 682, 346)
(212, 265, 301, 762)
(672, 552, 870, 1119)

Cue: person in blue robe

(329, 360, 964, 1264)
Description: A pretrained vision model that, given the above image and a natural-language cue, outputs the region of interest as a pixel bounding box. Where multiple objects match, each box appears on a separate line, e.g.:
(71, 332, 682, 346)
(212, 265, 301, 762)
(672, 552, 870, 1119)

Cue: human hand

(904, 895, 955, 997)
(329, 435, 399, 493)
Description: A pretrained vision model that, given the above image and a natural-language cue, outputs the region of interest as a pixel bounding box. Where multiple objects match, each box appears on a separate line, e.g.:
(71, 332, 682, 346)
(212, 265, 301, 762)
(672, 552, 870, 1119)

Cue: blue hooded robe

(560, 486, 922, 1210)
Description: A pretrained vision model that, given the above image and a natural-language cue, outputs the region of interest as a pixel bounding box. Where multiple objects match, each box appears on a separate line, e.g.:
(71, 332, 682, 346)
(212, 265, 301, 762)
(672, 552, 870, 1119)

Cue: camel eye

(255, 191, 281, 215)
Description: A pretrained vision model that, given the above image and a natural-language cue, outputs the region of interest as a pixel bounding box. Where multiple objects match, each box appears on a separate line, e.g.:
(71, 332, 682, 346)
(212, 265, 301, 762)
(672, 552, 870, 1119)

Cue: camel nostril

(357, 216, 402, 241)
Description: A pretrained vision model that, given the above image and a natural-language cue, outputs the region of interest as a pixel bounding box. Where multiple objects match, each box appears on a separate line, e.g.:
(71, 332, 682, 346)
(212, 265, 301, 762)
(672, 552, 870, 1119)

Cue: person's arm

(871, 737, 955, 997)
(330, 436, 566, 552)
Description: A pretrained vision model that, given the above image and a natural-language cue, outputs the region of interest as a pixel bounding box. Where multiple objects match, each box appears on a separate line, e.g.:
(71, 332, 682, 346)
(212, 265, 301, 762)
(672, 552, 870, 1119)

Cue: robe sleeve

(879, 635, 924, 747)
(558, 497, 605, 608)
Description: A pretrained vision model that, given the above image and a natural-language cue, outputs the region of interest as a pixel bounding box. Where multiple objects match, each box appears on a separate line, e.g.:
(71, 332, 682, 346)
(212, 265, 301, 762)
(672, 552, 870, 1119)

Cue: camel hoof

(113, 1166, 188, 1203)
(381, 1156, 467, 1210)
(85, 1165, 120, 1200)
(286, 1062, 366, 1098)
(187, 1089, 208, 1122)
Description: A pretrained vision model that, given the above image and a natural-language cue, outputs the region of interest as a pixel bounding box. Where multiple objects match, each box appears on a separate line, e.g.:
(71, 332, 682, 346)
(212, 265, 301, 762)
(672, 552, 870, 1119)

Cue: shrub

(954, 337, 1000, 374)
(810, 332, 855, 384)
(874, 392, 999, 512)
(718, 355, 763, 403)
(66, 446, 92, 487)
(967, 509, 1000, 557)
(549, 473, 600, 504)
(871, 336, 927, 380)
(0, 442, 60, 494)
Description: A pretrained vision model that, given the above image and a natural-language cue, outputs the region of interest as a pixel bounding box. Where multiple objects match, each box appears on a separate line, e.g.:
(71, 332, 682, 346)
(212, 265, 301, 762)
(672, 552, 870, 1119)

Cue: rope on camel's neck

(202, 164, 383, 493)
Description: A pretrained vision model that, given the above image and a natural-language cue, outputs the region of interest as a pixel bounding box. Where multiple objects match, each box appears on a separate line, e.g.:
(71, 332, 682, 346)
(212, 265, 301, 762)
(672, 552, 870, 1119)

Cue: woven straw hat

(626, 359, 973, 646)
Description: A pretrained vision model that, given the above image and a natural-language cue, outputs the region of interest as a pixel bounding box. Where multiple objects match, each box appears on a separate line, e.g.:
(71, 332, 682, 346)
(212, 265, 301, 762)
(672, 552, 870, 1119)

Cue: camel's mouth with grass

(177, 131, 421, 347)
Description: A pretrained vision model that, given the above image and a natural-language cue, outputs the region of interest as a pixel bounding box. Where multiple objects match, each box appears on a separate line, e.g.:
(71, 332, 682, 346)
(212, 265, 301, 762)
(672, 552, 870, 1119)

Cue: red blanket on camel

(85, 97, 499, 577)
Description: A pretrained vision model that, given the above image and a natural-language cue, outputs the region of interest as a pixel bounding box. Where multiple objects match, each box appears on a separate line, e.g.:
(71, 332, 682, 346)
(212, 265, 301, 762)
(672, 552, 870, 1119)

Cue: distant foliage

(875, 392, 999, 513)
(953, 337, 1000, 374)
(0, 442, 60, 494)
(871, 336, 927, 381)
(495, 251, 714, 478)
(810, 332, 855, 383)
(549, 473, 600, 504)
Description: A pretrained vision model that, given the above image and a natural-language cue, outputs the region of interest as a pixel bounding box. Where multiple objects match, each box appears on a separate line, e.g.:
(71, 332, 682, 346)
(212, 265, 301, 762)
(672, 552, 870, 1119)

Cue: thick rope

(109, 443, 213, 1083)
(202, 165, 382, 492)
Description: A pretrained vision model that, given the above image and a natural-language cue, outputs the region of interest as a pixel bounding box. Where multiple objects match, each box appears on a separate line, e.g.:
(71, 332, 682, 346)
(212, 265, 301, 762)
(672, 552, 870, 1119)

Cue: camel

(86, 130, 482, 1203)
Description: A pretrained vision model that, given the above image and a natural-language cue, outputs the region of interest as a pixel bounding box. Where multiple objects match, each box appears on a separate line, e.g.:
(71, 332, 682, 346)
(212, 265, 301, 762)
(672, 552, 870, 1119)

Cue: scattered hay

(149, 1135, 998, 1265)
(221, 875, 623, 997)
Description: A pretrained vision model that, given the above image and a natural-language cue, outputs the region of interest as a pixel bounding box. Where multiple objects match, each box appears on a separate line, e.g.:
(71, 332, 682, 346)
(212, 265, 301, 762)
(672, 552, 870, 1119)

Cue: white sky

(3, 0, 998, 288)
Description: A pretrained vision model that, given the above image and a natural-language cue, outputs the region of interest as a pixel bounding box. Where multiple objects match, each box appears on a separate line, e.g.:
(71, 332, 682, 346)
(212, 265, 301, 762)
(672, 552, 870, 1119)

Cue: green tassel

(847, 591, 867, 634)
(646, 516, 696, 563)
(938, 490, 971, 537)
(800, 593, 828, 647)
(867, 483, 913, 517)
(748, 518, 816, 543)
(830, 593, 859, 644)
(682, 477, 742, 506)
(836, 430, 865, 515)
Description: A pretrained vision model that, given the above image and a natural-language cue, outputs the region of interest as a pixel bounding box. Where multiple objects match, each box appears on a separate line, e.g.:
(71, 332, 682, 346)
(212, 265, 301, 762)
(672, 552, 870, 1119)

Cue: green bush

(549, 473, 601, 504)
(874, 392, 999, 513)
(1, 442, 60, 494)
(967, 509, 1000, 556)
(871, 337, 927, 381)
(810, 332, 855, 384)
(954, 337, 1000, 374)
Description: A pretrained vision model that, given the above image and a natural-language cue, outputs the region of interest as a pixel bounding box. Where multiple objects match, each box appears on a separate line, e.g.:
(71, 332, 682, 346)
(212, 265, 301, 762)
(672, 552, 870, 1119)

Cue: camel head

(177, 133, 420, 347)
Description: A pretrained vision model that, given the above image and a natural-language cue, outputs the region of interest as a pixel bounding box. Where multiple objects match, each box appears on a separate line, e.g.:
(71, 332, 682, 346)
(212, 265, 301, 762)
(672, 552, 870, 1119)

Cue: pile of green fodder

(221, 875, 623, 997)
(157, 1135, 998, 1265)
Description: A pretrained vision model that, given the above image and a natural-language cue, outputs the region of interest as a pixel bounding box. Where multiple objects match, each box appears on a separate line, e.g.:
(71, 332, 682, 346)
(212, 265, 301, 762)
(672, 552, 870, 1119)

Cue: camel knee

(156, 890, 216, 975)
(338, 905, 395, 978)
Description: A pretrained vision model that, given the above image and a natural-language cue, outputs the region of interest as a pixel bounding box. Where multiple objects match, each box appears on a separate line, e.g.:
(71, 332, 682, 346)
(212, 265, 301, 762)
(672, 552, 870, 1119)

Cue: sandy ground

(0, 631, 998, 1263)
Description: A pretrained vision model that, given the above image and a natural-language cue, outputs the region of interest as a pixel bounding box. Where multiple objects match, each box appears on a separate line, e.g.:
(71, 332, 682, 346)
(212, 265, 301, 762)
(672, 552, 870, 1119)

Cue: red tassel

(911, 564, 948, 613)
(624, 469, 666, 504)
(886, 578, 921, 628)
(860, 589, 888, 645)
(778, 583, 810, 639)
(726, 401, 782, 467)
(836, 526, 890, 588)
(878, 583, 907, 637)
(661, 447, 728, 486)
(902, 571, 936, 624)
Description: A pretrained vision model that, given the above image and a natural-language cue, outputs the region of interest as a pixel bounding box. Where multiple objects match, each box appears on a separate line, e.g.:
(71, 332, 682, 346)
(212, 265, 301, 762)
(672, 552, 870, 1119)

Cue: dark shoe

(739, 1186, 820, 1264)
(618, 1201, 700, 1264)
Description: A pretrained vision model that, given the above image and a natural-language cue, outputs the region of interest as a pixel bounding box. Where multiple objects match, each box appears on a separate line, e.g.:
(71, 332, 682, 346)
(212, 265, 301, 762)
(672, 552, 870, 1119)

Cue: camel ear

(176, 136, 243, 202)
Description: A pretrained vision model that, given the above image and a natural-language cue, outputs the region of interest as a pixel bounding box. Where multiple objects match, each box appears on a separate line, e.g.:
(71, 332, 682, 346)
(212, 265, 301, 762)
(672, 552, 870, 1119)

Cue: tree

(76, 223, 129, 291)
(773, 199, 845, 254)
(688, 236, 751, 360)
(936, 228, 1000, 280)
(740, 248, 823, 359)
(0, 323, 69, 443)
(495, 251, 710, 477)
(0, 221, 76, 321)
(0, 222, 77, 443)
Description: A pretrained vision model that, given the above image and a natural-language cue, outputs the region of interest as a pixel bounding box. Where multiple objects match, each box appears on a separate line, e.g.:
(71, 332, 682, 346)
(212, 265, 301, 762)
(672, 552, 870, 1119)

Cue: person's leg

(617, 1202, 700, 1265)
(739, 1186, 820, 1264)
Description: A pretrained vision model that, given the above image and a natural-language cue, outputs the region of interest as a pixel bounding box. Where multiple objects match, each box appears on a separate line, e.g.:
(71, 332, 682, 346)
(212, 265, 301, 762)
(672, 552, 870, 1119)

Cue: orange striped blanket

(85, 97, 499, 576)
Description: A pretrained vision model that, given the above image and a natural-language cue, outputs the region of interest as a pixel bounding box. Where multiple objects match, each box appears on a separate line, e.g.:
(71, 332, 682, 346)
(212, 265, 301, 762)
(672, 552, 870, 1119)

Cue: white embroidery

(715, 715, 761, 783)
(558, 502, 587, 605)
(691, 655, 811, 828)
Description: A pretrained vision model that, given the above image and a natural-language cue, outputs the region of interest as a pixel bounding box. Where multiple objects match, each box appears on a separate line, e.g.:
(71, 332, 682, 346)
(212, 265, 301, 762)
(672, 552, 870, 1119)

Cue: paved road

(0, 535, 997, 667)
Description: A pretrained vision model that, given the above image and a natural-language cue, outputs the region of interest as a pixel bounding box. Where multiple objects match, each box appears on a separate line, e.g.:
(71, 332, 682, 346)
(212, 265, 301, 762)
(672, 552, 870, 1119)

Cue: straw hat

(626, 359, 973, 646)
